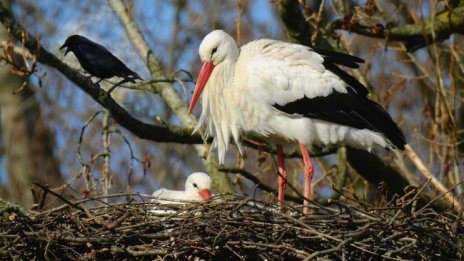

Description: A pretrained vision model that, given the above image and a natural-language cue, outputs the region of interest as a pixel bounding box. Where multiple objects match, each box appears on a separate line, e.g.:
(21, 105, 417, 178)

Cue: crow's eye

(193, 183, 198, 188)
(212, 47, 218, 55)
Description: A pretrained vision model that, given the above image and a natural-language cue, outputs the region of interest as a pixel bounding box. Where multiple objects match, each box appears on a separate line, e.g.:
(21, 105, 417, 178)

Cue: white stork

(152, 172, 212, 203)
(188, 30, 405, 213)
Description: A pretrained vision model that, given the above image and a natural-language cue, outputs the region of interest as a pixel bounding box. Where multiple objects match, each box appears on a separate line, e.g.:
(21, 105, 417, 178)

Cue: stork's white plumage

(188, 30, 405, 213)
(152, 172, 212, 203)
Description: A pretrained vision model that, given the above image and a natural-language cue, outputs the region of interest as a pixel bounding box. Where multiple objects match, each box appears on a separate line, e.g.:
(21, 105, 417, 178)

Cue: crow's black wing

(76, 41, 141, 81)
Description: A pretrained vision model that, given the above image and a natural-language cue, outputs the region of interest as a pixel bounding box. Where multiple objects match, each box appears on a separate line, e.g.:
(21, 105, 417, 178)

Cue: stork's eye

(212, 47, 218, 55)
(193, 183, 198, 188)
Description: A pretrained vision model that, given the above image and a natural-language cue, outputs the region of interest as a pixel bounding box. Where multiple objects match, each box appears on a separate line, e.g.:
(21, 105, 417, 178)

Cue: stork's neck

(195, 60, 238, 163)
(204, 60, 236, 105)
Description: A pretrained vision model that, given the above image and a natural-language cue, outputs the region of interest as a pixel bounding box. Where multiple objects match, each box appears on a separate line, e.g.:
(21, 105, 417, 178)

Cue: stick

(404, 144, 462, 213)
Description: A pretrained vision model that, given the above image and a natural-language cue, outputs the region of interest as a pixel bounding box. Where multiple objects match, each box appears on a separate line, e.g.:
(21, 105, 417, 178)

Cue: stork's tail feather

(362, 99, 406, 150)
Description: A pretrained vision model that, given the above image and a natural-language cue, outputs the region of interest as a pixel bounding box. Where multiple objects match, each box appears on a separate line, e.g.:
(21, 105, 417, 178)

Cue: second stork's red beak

(199, 189, 212, 201)
(188, 61, 215, 114)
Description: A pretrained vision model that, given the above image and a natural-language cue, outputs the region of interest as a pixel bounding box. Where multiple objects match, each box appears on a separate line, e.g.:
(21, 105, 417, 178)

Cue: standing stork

(188, 30, 405, 213)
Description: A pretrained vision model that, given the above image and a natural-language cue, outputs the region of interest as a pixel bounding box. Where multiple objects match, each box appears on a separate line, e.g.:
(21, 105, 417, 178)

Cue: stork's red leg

(276, 144, 287, 210)
(299, 143, 314, 214)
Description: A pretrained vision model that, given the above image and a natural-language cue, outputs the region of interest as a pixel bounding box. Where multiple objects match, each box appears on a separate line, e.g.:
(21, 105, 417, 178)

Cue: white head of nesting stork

(152, 172, 212, 203)
(188, 30, 405, 213)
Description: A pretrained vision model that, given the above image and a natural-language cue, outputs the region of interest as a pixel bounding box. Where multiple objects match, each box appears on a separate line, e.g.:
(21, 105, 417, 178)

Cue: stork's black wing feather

(313, 49, 369, 97)
(323, 63, 369, 97)
(273, 89, 406, 149)
(313, 48, 365, 68)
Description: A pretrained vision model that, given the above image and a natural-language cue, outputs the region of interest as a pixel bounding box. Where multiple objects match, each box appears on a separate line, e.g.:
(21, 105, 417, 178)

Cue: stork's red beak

(188, 61, 215, 114)
(199, 189, 212, 201)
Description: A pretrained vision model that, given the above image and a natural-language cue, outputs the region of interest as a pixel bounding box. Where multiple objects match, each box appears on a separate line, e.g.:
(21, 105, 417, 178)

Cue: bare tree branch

(326, 2, 464, 52)
(282, 0, 464, 52)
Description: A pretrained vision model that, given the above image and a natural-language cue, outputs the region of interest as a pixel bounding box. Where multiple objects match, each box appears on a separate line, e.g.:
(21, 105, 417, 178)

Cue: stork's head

(185, 172, 212, 201)
(188, 30, 239, 114)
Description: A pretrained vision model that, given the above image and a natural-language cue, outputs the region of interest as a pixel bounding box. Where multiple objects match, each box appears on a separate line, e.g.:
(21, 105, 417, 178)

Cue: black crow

(60, 35, 142, 92)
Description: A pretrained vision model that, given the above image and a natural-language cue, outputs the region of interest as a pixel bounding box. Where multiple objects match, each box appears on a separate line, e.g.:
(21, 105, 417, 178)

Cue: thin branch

(31, 183, 85, 213)
(405, 145, 463, 213)
(102, 111, 111, 199)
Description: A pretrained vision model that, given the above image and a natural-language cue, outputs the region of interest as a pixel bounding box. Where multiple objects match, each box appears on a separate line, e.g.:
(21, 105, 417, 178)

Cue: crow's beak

(59, 43, 69, 56)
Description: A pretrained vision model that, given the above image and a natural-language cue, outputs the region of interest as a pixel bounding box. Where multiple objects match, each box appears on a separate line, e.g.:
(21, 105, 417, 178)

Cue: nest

(1, 193, 463, 260)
